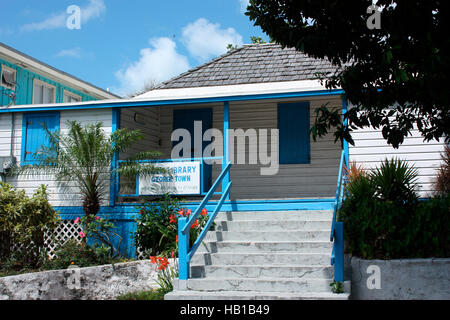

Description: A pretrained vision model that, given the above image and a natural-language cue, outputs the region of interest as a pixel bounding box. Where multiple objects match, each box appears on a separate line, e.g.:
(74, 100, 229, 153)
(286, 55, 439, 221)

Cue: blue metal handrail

(330, 150, 347, 282)
(178, 162, 232, 280)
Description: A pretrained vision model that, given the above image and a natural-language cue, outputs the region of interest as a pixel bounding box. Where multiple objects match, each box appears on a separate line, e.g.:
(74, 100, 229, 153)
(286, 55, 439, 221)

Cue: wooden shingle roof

(155, 43, 338, 89)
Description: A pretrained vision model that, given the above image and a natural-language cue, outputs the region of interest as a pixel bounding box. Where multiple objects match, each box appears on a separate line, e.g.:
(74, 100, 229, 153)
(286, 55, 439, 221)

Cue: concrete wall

(350, 257, 450, 300)
(0, 260, 168, 300)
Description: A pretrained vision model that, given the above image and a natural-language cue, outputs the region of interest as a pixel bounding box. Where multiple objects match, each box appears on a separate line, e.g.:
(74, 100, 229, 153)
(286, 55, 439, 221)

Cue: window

(33, 79, 56, 104)
(1, 65, 16, 90)
(277, 102, 310, 164)
(63, 90, 81, 103)
(21, 112, 60, 164)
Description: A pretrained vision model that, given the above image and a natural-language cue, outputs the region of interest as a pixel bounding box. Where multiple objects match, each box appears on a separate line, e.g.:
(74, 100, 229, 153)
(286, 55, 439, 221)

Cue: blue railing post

(178, 217, 190, 280)
(334, 222, 344, 282)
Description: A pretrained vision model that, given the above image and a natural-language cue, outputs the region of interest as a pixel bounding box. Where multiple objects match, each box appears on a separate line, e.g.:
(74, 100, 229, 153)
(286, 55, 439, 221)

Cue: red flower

(139, 209, 144, 215)
(171, 250, 175, 258)
(191, 219, 199, 229)
(200, 208, 207, 216)
(169, 214, 177, 224)
(178, 209, 184, 216)
(186, 209, 192, 217)
(150, 256, 157, 264)
(176, 235, 178, 243)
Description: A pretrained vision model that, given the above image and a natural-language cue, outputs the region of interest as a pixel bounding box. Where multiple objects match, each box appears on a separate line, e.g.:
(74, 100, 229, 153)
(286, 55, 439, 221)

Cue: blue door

(173, 108, 213, 192)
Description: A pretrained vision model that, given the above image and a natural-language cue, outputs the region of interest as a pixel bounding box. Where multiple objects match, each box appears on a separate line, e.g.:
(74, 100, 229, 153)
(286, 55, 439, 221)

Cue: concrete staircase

(165, 210, 349, 300)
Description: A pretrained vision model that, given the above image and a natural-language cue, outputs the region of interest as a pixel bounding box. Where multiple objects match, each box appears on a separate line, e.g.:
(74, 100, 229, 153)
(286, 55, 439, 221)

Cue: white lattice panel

(44, 220, 84, 259)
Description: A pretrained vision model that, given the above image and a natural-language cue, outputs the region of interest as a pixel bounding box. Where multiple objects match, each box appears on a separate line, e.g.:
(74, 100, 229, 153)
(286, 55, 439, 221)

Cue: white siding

(349, 125, 446, 197)
(4, 108, 113, 206)
(0, 113, 13, 157)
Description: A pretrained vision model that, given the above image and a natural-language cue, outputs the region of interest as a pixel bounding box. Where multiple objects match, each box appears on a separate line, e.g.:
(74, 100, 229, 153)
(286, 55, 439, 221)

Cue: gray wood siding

(119, 107, 160, 159)
(155, 96, 343, 199)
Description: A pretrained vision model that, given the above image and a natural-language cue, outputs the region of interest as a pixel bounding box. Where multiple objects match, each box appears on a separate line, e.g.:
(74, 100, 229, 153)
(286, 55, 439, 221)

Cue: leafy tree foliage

(246, 0, 450, 148)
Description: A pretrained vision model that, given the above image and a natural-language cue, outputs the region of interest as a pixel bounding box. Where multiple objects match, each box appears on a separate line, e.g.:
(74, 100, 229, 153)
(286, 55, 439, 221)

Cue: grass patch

(116, 288, 166, 300)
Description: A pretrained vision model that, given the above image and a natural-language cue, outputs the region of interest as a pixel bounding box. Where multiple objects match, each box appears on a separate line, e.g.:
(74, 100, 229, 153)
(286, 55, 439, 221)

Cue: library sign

(138, 161, 201, 195)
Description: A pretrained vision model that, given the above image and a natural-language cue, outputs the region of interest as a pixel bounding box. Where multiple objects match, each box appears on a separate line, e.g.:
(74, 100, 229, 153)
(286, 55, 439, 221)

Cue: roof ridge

(153, 45, 247, 90)
(0, 41, 121, 98)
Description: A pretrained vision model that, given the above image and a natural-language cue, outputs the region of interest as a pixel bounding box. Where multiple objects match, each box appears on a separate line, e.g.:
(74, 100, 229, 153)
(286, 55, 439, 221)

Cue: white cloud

(181, 18, 243, 61)
(21, 0, 105, 32)
(55, 47, 82, 58)
(114, 37, 190, 96)
(239, 0, 250, 13)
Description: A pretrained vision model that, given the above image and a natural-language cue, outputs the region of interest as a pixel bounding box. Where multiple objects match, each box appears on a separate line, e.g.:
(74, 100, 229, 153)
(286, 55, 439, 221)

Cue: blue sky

(1, 0, 268, 96)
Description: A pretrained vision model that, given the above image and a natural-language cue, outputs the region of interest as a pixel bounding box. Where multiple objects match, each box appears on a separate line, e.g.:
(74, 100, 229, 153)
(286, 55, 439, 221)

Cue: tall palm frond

(12, 120, 166, 217)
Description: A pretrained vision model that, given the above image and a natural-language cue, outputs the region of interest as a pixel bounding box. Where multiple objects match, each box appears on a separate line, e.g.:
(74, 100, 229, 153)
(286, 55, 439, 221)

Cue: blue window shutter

(22, 112, 59, 164)
(278, 102, 310, 164)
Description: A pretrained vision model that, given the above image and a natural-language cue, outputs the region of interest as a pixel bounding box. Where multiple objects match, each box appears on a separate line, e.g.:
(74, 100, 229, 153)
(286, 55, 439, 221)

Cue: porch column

(222, 101, 230, 199)
(109, 108, 121, 207)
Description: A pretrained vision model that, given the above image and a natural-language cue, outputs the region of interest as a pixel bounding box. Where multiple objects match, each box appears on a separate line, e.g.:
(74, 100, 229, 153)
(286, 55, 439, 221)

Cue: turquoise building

(0, 42, 119, 107)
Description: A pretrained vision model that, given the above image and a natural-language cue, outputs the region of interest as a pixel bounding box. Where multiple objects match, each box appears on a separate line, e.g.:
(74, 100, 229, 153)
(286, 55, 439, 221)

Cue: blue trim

(223, 101, 230, 199)
(1, 89, 345, 113)
(20, 111, 60, 165)
(109, 108, 120, 206)
(55, 198, 335, 219)
(333, 222, 344, 282)
(341, 96, 349, 167)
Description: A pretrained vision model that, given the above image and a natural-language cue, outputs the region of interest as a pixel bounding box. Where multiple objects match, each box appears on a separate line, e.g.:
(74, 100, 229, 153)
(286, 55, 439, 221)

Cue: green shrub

(339, 158, 450, 259)
(0, 183, 60, 268)
(75, 215, 123, 258)
(434, 145, 450, 196)
(134, 194, 182, 256)
(43, 239, 113, 270)
(116, 288, 165, 300)
(134, 194, 211, 257)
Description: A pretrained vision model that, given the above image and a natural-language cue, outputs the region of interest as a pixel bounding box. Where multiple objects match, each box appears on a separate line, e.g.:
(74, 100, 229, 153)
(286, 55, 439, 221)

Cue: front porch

(112, 93, 345, 206)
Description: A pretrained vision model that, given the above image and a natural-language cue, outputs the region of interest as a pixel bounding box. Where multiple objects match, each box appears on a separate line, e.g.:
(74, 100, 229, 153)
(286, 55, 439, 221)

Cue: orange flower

(150, 256, 157, 264)
(169, 214, 177, 224)
(178, 209, 184, 216)
(201, 208, 207, 216)
(186, 209, 192, 217)
(176, 235, 178, 243)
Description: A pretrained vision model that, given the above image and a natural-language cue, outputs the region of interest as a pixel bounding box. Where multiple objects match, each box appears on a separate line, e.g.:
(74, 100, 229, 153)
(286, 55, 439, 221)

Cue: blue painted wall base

(55, 198, 334, 259)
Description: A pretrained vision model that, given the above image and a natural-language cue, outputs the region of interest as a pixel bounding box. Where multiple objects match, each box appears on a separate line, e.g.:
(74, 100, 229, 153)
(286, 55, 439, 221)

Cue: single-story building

(0, 43, 446, 257)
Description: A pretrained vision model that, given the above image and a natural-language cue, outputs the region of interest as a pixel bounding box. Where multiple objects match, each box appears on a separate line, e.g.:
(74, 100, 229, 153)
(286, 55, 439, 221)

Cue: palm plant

(15, 120, 166, 219)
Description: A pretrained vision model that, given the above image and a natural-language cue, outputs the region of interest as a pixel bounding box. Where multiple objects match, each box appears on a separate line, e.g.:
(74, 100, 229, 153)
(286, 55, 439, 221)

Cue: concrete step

(216, 210, 333, 221)
(214, 220, 331, 232)
(190, 252, 330, 266)
(179, 277, 333, 293)
(190, 264, 334, 279)
(204, 230, 330, 242)
(165, 290, 349, 300)
(197, 240, 333, 254)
